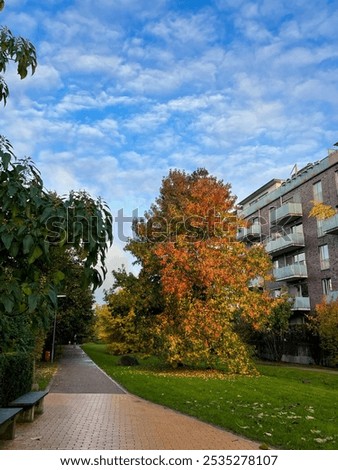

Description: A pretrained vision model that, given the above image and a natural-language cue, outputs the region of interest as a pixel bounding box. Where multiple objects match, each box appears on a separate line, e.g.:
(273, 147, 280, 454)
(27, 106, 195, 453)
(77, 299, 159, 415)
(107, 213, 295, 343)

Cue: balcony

(237, 223, 261, 241)
(291, 297, 311, 311)
(265, 232, 305, 256)
(273, 263, 308, 281)
(322, 213, 338, 235)
(270, 203, 303, 226)
(325, 291, 338, 302)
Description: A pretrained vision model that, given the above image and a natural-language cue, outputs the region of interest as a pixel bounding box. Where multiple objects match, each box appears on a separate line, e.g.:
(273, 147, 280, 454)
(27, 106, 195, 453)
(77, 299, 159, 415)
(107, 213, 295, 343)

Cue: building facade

(237, 149, 338, 361)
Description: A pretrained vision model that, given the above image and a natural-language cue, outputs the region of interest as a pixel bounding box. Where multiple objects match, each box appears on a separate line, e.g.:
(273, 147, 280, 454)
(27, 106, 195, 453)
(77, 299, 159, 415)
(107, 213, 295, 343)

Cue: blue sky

(1, 0, 338, 299)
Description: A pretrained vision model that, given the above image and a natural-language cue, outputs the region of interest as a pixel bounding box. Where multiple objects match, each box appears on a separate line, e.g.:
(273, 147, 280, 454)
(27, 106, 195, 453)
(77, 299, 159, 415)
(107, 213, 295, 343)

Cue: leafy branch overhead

(0, 2, 37, 105)
(0, 135, 112, 331)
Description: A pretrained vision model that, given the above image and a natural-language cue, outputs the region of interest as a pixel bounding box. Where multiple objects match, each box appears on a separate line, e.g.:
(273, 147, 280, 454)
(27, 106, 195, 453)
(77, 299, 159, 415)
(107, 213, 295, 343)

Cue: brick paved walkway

(1, 346, 261, 450)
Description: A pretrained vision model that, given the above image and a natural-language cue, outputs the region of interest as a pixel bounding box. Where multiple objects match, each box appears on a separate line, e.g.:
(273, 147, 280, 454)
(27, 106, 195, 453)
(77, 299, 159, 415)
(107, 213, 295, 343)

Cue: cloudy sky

(1, 0, 338, 299)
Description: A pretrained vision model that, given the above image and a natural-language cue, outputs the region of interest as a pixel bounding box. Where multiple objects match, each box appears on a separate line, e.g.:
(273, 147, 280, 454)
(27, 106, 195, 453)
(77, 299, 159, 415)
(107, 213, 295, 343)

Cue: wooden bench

(8, 391, 49, 423)
(0, 408, 23, 440)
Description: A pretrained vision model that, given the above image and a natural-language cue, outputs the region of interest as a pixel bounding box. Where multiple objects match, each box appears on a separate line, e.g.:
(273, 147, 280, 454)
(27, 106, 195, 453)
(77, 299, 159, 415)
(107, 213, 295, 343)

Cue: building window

(319, 244, 330, 270)
(317, 219, 324, 237)
(269, 207, 276, 225)
(298, 281, 309, 297)
(335, 171, 338, 195)
(293, 252, 306, 265)
(313, 181, 323, 202)
(322, 278, 332, 295)
(286, 252, 306, 266)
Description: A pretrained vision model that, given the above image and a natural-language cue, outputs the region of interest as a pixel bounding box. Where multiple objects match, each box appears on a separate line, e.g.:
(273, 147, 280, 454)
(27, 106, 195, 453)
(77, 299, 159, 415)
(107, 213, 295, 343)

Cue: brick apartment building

(237, 148, 338, 361)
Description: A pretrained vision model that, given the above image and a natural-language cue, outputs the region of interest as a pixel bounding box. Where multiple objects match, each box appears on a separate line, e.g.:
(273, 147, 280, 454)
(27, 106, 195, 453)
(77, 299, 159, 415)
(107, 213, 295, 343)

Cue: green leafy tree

(98, 267, 156, 354)
(46, 247, 95, 347)
(0, 140, 112, 352)
(253, 297, 293, 362)
(0, 1, 37, 105)
(107, 267, 164, 319)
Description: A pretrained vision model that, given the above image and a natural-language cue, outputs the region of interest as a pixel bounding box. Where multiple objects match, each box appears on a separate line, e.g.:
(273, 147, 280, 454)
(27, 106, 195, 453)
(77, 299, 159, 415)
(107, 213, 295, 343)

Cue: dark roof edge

(239, 179, 284, 206)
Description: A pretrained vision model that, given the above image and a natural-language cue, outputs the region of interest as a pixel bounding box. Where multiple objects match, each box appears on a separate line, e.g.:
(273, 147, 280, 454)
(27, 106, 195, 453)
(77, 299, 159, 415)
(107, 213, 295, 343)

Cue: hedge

(0, 352, 33, 406)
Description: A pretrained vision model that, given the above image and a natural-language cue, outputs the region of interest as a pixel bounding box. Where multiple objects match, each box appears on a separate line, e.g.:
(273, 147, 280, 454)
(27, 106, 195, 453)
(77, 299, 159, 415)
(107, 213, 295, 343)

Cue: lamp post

(51, 294, 66, 363)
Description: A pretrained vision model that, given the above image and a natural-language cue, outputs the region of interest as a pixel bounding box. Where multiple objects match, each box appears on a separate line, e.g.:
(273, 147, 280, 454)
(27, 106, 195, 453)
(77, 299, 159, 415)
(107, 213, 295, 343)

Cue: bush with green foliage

(252, 297, 293, 362)
(0, 351, 33, 406)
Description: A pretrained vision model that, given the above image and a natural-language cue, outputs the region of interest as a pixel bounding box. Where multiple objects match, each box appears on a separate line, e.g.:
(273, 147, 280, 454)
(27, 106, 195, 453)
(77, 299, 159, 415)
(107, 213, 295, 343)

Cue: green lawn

(82, 343, 338, 450)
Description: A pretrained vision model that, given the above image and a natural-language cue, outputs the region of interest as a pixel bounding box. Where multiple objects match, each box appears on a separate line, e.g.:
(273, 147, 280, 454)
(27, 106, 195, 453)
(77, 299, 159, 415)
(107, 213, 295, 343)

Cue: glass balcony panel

(322, 214, 338, 235)
(291, 297, 311, 310)
(237, 223, 261, 241)
(271, 202, 303, 226)
(325, 291, 338, 302)
(266, 232, 305, 255)
(273, 263, 308, 281)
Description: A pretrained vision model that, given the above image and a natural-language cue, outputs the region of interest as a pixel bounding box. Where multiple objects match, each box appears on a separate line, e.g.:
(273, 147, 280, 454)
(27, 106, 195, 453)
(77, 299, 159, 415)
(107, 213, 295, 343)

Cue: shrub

(0, 352, 33, 406)
(118, 355, 139, 366)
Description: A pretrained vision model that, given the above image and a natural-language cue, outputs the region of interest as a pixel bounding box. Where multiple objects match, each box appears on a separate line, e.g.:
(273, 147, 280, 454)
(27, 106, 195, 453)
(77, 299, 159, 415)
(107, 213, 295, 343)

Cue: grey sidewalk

(1, 346, 261, 450)
(49, 345, 125, 394)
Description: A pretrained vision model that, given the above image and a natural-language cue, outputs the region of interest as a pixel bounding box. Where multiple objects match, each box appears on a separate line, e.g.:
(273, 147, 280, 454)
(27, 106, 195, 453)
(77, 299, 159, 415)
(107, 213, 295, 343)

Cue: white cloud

(26, 64, 62, 91)
(145, 11, 217, 47)
(123, 108, 169, 133)
(292, 77, 338, 105)
(39, 163, 85, 195)
(274, 45, 338, 69)
(3, 11, 38, 36)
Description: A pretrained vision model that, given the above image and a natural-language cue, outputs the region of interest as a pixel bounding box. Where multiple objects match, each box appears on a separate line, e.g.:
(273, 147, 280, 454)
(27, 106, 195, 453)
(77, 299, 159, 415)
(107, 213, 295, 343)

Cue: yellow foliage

(94, 304, 151, 355)
(155, 298, 260, 375)
(308, 201, 336, 220)
(95, 304, 136, 354)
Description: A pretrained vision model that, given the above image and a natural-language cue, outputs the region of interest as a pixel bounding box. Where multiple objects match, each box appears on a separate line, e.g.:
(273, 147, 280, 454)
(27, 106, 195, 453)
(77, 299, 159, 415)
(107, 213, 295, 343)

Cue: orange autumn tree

(127, 169, 276, 374)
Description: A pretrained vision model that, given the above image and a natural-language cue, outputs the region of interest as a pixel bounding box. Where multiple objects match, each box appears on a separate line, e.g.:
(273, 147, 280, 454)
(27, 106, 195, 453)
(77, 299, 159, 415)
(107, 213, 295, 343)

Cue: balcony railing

(273, 263, 308, 281)
(325, 291, 338, 302)
(265, 232, 305, 255)
(291, 297, 311, 311)
(322, 213, 338, 235)
(270, 202, 303, 226)
(237, 223, 261, 241)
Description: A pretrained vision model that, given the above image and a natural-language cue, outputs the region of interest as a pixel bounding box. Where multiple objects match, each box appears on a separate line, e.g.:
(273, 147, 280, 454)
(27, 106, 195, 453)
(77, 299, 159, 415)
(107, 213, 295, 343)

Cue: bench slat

(0, 408, 22, 425)
(9, 391, 48, 407)
(8, 391, 48, 423)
